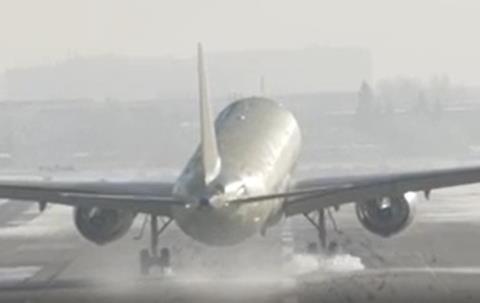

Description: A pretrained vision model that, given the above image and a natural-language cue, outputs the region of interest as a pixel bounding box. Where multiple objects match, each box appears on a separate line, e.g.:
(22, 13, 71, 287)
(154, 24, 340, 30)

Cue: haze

(0, 0, 479, 85)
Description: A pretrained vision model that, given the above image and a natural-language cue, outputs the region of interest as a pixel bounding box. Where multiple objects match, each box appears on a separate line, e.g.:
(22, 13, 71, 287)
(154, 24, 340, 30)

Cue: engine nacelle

(74, 206, 136, 245)
(355, 192, 417, 237)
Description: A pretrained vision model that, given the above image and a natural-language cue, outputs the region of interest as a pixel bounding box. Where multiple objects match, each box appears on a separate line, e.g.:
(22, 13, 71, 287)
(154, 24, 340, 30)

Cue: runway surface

(1, 184, 480, 302)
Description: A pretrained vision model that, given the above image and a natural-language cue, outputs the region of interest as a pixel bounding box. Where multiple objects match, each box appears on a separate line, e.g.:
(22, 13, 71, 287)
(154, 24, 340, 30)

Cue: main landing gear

(136, 215, 173, 276)
(303, 208, 341, 255)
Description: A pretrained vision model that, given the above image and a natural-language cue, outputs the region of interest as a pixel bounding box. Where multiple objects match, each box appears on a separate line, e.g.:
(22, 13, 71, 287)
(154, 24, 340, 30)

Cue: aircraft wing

(0, 179, 183, 216)
(284, 165, 480, 216)
(228, 165, 480, 216)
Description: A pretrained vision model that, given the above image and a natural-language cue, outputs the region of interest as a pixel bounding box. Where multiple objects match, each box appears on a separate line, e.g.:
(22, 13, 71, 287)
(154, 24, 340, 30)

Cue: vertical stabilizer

(260, 75, 266, 96)
(197, 43, 221, 185)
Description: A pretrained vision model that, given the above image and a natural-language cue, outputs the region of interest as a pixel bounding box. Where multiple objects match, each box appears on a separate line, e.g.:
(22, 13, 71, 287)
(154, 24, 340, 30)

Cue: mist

(1, 0, 480, 83)
(2, 1, 480, 302)
(0, 1, 479, 173)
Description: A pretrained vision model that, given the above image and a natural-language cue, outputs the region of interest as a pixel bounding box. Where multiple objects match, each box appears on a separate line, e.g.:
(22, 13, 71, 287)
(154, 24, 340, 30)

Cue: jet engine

(355, 192, 418, 237)
(74, 206, 136, 245)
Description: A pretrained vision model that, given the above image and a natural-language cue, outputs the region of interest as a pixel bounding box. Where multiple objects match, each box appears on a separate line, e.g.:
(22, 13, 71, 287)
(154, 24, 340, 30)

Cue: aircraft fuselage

(172, 97, 302, 245)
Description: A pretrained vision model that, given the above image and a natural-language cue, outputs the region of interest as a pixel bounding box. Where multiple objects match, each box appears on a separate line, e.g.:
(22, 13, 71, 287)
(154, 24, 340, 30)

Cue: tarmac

(1, 184, 480, 302)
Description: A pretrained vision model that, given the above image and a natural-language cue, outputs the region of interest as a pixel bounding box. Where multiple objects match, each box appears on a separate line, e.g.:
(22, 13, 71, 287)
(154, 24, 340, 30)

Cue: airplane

(2, 44, 480, 275)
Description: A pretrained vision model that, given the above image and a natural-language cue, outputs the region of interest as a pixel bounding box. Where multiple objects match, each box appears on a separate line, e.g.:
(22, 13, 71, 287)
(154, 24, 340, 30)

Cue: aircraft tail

(197, 43, 221, 185)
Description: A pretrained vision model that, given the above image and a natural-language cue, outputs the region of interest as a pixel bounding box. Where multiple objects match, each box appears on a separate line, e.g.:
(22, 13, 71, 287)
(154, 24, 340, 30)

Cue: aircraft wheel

(327, 240, 339, 255)
(307, 242, 318, 255)
(159, 248, 171, 267)
(159, 247, 172, 274)
(140, 249, 151, 276)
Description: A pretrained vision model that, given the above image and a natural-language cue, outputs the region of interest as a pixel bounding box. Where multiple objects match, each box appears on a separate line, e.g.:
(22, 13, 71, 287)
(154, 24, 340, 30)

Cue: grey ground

(1, 184, 480, 302)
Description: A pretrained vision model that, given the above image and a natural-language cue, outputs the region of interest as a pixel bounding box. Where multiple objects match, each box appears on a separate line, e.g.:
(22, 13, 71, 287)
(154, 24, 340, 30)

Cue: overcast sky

(0, 0, 479, 84)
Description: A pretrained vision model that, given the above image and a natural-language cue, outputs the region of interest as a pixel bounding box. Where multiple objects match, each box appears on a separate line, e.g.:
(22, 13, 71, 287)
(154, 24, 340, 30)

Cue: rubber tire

(159, 247, 171, 268)
(327, 241, 339, 255)
(307, 242, 318, 255)
(140, 249, 150, 276)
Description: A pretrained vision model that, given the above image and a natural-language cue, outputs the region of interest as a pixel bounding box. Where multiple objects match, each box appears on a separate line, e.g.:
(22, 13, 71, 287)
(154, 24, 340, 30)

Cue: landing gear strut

(304, 208, 340, 255)
(138, 215, 173, 276)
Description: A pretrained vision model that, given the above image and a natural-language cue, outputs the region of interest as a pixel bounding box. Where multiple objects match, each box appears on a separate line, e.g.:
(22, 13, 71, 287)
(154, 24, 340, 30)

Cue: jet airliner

(2, 44, 480, 274)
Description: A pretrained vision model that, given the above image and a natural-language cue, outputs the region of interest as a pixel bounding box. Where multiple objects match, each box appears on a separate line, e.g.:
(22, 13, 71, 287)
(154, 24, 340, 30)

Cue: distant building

(4, 47, 372, 100)
(356, 81, 375, 116)
(0, 74, 5, 99)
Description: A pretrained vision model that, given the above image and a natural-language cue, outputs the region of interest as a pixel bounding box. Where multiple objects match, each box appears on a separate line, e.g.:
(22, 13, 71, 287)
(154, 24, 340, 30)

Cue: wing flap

(285, 165, 480, 216)
(0, 180, 182, 216)
(226, 165, 480, 216)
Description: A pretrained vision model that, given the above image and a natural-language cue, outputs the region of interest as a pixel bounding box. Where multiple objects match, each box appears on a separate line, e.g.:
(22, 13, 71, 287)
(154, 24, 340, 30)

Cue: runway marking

(421, 212, 480, 222)
(17, 243, 77, 251)
(281, 218, 295, 259)
(344, 267, 480, 277)
(0, 266, 41, 287)
(382, 267, 480, 274)
(280, 219, 299, 303)
(416, 253, 452, 296)
(3, 204, 43, 227)
(0, 205, 73, 239)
